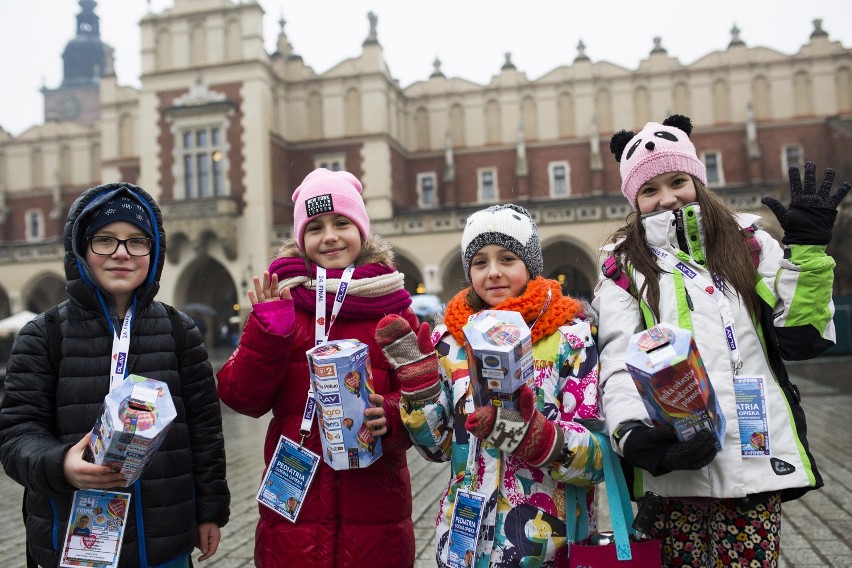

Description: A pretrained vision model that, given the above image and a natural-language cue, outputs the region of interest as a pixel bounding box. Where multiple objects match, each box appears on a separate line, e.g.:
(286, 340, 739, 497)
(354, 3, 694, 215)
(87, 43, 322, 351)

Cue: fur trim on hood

(274, 233, 397, 267)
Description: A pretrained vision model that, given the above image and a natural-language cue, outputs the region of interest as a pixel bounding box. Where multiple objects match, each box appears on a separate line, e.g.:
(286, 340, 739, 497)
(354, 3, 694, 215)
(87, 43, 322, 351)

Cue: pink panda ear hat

(291, 168, 370, 250)
(609, 114, 707, 209)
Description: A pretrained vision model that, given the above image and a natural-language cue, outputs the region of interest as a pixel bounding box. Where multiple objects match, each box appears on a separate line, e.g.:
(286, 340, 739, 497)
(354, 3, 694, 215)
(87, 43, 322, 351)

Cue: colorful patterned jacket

(402, 306, 605, 567)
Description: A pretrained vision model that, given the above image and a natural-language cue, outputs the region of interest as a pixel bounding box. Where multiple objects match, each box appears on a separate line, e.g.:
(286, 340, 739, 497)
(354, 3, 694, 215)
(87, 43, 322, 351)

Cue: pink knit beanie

(610, 114, 707, 208)
(292, 168, 370, 250)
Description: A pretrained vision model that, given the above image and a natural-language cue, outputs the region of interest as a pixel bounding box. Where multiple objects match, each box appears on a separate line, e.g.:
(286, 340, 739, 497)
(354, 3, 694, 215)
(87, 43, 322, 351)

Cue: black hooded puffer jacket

(0, 182, 230, 567)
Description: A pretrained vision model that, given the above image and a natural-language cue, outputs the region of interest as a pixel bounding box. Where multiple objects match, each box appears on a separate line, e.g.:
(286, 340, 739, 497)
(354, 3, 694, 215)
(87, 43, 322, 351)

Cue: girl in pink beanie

(594, 114, 848, 567)
(217, 168, 417, 567)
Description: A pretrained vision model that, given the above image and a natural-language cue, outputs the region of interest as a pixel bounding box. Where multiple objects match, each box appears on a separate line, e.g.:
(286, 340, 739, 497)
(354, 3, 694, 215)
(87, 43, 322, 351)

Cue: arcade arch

(392, 253, 424, 296)
(23, 272, 66, 313)
(173, 256, 237, 347)
(541, 238, 597, 301)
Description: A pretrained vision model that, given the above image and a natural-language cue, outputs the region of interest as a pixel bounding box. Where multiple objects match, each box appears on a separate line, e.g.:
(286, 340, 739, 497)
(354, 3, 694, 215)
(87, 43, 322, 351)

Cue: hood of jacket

(274, 232, 396, 265)
(602, 203, 761, 260)
(64, 182, 165, 316)
(639, 203, 761, 259)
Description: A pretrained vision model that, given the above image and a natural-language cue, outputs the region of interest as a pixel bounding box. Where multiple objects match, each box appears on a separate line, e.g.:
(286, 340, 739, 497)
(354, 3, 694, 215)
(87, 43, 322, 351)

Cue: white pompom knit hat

(461, 204, 543, 283)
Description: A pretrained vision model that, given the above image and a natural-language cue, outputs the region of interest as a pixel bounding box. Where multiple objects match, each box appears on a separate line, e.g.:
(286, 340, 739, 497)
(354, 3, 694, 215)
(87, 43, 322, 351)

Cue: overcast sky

(1, 0, 851, 136)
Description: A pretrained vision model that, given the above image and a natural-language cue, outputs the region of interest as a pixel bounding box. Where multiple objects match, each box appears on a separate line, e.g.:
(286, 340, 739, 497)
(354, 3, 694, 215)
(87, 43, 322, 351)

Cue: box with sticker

(625, 322, 725, 448)
(306, 339, 382, 470)
(87, 374, 177, 486)
(462, 310, 534, 410)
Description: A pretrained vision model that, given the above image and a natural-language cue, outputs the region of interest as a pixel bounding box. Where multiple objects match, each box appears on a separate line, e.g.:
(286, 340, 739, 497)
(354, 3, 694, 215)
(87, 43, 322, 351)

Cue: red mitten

(375, 315, 441, 403)
(465, 386, 565, 467)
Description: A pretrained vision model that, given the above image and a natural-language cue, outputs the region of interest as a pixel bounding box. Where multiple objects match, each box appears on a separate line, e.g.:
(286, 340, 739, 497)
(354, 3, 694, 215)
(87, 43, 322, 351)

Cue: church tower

(42, 0, 112, 126)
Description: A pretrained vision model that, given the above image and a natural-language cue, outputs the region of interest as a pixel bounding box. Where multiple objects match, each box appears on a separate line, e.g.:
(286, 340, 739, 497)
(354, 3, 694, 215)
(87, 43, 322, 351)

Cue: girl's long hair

(610, 179, 761, 320)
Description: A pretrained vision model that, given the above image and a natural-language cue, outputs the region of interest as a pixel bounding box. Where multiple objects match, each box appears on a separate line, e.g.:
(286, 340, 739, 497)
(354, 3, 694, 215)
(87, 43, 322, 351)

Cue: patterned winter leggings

(647, 493, 781, 568)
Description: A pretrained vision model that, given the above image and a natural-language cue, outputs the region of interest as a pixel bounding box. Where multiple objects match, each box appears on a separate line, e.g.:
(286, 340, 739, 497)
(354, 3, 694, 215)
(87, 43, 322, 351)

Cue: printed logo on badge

(675, 262, 697, 279)
(115, 353, 126, 374)
(305, 194, 334, 217)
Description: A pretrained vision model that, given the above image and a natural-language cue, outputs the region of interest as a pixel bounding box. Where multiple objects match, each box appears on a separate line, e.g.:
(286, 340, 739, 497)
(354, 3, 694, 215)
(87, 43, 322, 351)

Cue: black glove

(761, 161, 850, 245)
(621, 424, 718, 477)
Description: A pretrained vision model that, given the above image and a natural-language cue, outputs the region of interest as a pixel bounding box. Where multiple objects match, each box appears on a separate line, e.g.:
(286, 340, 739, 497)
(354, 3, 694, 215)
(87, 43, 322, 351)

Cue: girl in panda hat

(217, 168, 417, 567)
(593, 114, 848, 567)
(374, 203, 605, 567)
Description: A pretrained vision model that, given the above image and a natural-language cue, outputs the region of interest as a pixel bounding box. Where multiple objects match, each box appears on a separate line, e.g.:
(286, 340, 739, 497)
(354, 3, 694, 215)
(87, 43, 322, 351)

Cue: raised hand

(248, 271, 292, 305)
(374, 315, 441, 403)
(761, 161, 850, 245)
(464, 386, 565, 467)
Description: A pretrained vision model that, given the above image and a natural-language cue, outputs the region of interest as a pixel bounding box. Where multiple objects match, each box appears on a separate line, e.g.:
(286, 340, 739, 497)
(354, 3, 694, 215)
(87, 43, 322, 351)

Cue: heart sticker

(107, 497, 126, 519)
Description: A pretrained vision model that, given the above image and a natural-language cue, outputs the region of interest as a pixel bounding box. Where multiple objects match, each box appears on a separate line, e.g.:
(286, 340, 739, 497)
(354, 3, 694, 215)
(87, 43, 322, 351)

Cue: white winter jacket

(593, 204, 830, 501)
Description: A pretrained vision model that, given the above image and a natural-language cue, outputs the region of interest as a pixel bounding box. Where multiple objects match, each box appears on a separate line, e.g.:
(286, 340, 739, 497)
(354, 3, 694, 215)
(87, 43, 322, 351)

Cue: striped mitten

(375, 315, 441, 403)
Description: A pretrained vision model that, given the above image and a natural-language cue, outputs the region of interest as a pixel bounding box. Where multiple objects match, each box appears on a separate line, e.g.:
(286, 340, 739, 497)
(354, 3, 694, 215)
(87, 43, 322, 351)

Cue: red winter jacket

(218, 240, 417, 568)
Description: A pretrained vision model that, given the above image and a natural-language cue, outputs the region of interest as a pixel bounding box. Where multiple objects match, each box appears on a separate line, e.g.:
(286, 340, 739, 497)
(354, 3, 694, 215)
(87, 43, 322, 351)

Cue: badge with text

(447, 488, 486, 568)
(734, 375, 771, 457)
(59, 490, 131, 568)
(256, 435, 320, 523)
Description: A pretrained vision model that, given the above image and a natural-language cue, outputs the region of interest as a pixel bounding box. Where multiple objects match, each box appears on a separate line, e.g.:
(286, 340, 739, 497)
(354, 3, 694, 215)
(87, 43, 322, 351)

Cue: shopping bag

(567, 432, 662, 567)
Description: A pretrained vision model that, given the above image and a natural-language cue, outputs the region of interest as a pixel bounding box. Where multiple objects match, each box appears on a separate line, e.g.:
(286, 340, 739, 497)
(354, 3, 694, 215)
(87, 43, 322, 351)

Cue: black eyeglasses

(88, 236, 152, 256)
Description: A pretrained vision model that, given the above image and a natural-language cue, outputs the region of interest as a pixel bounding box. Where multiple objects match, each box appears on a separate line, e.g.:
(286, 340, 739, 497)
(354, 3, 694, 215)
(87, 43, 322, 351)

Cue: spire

(574, 39, 589, 62)
(61, 0, 108, 86)
(729, 23, 745, 47)
(810, 18, 828, 39)
(274, 14, 294, 58)
(363, 11, 379, 46)
(430, 57, 445, 78)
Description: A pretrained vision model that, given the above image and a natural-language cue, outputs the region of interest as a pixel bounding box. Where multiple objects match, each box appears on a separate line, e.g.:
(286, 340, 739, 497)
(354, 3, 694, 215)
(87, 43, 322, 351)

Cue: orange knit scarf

(443, 276, 584, 345)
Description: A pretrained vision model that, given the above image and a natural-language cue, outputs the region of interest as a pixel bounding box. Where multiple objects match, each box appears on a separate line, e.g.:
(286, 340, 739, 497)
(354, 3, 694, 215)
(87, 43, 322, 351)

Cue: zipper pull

(684, 288, 694, 311)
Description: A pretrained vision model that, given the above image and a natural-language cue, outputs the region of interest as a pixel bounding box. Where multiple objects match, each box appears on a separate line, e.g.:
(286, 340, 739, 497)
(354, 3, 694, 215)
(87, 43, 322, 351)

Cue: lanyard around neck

(302, 264, 355, 445)
(313, 264, 355, 346)
(109, 311, 133, 391)
(647, 245, 743, 374)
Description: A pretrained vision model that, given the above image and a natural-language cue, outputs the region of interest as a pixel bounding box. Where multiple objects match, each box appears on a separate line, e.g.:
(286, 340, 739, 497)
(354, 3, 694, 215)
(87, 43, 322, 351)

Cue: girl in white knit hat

(375, 203, 605, 567)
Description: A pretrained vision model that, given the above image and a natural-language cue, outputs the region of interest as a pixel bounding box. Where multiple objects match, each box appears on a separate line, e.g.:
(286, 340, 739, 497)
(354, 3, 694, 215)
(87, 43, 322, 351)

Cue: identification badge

(256, 435, 320, 523)
(734, 376, 771, 457)
(447, 488, 486, 568)
(59, 490, 131, 568)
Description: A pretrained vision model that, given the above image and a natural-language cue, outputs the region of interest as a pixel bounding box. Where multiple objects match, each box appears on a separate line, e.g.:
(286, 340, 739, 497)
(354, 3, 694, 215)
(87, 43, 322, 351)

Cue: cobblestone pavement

(0, 356, 849, 567)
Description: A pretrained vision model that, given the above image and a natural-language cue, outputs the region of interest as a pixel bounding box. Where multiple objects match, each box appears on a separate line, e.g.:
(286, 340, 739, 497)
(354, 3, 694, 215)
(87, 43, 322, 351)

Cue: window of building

(782, 145, 804, 175)
(478, 168, 498, 203)
(702, 151, 724, 186)
(417, 172, 437, 208)
(179, 125, 226, 199)
(548, 162, 571, 197)
(25, 209, 44, 242)
(314, 154, 345, 172)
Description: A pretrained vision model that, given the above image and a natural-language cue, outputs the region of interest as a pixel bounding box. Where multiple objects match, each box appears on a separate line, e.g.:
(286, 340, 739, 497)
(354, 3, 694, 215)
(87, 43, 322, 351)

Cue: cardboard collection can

(306, 339, 382, 470)
(625, 322, 725, 448)
(462, 310, 534, 409)
(87, 374, 177, 486)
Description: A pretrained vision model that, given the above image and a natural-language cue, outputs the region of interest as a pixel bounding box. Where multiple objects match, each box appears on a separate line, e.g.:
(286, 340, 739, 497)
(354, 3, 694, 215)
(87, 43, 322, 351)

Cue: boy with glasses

(0, 183, 230, 567)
